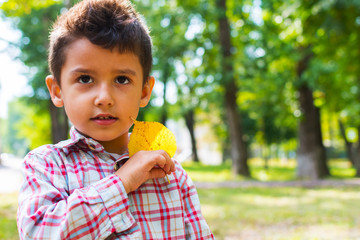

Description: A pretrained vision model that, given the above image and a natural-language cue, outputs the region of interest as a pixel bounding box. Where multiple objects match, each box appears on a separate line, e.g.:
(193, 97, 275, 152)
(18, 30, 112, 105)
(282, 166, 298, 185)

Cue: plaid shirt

(17, 127, 214, 240)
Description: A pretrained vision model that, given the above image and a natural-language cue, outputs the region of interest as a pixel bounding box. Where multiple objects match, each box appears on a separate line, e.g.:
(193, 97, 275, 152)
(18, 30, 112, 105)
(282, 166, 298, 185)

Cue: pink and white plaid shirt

(17, 127, 214, 239)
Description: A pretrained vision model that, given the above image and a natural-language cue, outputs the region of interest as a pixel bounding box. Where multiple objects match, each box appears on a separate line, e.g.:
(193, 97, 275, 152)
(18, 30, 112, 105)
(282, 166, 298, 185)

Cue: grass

(183, 158, 360, 239)
(328, 159, 357, 178)
(0, 193, 19, 240)
(198, 187, 360, 239)
(182, 158, 357, 182)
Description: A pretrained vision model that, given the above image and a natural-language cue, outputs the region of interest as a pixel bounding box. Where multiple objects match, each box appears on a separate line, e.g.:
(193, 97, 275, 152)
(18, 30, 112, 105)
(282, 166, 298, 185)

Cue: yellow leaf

(128, 120, 177, 158)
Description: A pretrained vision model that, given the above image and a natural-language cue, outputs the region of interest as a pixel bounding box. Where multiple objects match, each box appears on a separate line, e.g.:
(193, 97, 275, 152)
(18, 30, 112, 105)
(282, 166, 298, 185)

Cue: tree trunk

(264, 145, 269, 170)
(49, 101, 69, 144)
(161, 63, 170, 125)
(296, 47, 329, 180)
(222, 144, 230, 163)
(225, 87, 249, 176)
(338, 119, 355, 165)
(354, 127, 360, 177)
(296, 55, 329, 180)
(184, 109, 200, 163)
(297, 84, 329, 179)
(354, 76, 360, 177)
(217, 0, 249, 176)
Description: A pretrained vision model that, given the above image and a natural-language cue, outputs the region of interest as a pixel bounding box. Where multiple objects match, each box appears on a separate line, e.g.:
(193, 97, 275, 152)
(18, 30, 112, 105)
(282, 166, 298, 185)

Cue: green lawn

(0, 193, 18, 240)
(199, 187, 360, 239)
(183, 158, 360, 239)
(182, 158, 357, 182)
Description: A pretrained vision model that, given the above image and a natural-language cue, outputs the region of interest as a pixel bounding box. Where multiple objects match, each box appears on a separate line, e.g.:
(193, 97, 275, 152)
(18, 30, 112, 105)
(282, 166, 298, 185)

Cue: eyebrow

(114, 69, 137, 77)
(70, 68, 138, 77)
(69, 68, 94, 75)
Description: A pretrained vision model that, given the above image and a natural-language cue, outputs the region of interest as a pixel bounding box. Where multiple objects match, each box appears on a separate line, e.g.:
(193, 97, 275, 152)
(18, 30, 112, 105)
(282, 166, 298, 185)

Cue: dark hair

(48, 0, 152, 84)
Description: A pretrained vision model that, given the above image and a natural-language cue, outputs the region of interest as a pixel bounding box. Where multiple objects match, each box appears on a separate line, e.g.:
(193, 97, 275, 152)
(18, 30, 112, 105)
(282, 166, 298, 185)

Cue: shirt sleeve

(17, 151, 136, 240)
(175, 162, 215, 240)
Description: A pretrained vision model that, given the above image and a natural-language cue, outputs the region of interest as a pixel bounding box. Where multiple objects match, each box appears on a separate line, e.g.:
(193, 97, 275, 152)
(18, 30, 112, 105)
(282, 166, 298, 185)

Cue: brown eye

(115, 76, 130, 84)
(78, 75, 93, 84)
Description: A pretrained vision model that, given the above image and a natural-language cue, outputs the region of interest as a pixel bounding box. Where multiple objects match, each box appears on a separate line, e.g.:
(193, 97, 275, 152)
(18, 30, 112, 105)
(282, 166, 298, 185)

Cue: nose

(94, 83, 114, 107)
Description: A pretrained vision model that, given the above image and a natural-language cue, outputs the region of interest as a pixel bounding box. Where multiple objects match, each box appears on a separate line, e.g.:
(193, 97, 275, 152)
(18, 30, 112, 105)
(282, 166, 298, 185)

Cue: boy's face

(46, 38, 154, 154)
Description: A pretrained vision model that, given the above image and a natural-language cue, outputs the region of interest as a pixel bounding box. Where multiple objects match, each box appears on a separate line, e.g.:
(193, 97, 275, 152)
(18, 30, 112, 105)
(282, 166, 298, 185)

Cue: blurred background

(0, 0, 360, 239)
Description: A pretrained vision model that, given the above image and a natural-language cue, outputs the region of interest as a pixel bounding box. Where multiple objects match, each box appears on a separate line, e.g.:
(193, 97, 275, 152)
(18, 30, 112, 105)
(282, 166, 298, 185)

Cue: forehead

(61, 37, 143, 78)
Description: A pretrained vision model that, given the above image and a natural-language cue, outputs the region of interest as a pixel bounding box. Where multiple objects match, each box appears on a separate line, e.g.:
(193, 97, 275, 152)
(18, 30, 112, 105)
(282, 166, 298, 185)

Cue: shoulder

(172, 160, 196, 189)
(173, 159, 187, 178)
(24, 139, 75, 165)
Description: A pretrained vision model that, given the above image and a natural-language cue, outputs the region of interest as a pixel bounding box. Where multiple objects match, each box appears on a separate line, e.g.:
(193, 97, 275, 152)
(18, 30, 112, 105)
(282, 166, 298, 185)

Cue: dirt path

(0, 155, 23, 194)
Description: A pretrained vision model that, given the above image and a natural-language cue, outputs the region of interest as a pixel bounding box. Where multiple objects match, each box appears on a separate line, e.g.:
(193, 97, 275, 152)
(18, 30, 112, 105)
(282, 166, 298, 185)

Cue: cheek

(63, 104, 77, 122)
(123, 90, 142, 105)
(62, 94, 88, 120)
(63, 91, 90, 105)
(123, 97, 142, 116)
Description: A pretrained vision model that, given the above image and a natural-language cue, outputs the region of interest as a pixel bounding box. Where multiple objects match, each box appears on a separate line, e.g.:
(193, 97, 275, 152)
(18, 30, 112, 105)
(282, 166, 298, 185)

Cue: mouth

(91, 114, 118, 125)
(92, 116, 117, 120)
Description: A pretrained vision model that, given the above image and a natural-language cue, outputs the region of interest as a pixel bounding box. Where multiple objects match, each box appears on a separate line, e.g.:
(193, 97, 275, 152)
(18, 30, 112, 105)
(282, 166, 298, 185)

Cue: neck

(99, 136, 129, 155)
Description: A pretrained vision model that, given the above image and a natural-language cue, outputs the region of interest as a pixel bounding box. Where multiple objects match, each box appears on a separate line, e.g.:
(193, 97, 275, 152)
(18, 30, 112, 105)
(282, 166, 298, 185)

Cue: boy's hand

(115, 150, 175, 193)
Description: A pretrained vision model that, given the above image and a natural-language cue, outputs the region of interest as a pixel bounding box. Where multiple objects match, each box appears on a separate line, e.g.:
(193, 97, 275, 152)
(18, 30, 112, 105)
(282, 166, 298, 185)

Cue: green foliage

(3, 100, 29, 156)
(2, 0, 360, 172)
(13, 4, 63, 104)
(4, 98, 51, 155)
(15, 100, 52, 150)
(0, 0, 61, 16)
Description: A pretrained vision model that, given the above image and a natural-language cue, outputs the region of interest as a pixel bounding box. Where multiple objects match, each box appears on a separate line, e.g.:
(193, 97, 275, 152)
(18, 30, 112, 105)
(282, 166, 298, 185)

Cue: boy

(17, 0, 214, 239)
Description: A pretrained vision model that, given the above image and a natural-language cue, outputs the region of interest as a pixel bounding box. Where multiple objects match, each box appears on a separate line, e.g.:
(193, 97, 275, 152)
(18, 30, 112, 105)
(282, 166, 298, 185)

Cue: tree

(296, 46, 328, 179)
(136, 0, 217, 163)
(1, 98, 51, 156)
(260, 0, 332, 179)
(1, 1, 75, 145)
(215, 0, 250, 176)
(320, 0, 360, 176)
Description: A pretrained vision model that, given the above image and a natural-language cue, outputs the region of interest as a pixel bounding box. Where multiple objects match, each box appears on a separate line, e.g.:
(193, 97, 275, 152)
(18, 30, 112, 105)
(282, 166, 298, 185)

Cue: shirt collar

(68, 126, 106, 152)
(57, 126, 130, 160)
(55, 126, 106, 153)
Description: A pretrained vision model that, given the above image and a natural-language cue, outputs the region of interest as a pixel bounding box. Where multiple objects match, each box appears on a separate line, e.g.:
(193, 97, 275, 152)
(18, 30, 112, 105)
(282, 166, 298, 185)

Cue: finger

(169, 159, 175, 172)
(154, 154, 167, 169)
(149, 168, 167, 179)
(158, 149, 171, 160)
(162, 158, 175, 173)
(152, 150, 171, 168)
(162, 163, 171, 173)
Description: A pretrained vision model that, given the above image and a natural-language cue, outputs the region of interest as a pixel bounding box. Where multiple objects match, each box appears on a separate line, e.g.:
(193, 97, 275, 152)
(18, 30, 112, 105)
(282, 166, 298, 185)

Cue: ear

(45, 75, 64, 107)
(140, 76, 155, 108)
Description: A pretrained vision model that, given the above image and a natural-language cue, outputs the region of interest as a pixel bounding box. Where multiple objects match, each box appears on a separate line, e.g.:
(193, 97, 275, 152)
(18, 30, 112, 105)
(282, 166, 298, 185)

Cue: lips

(91, 114, 118, 125)
(94, 116, 117, 120)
